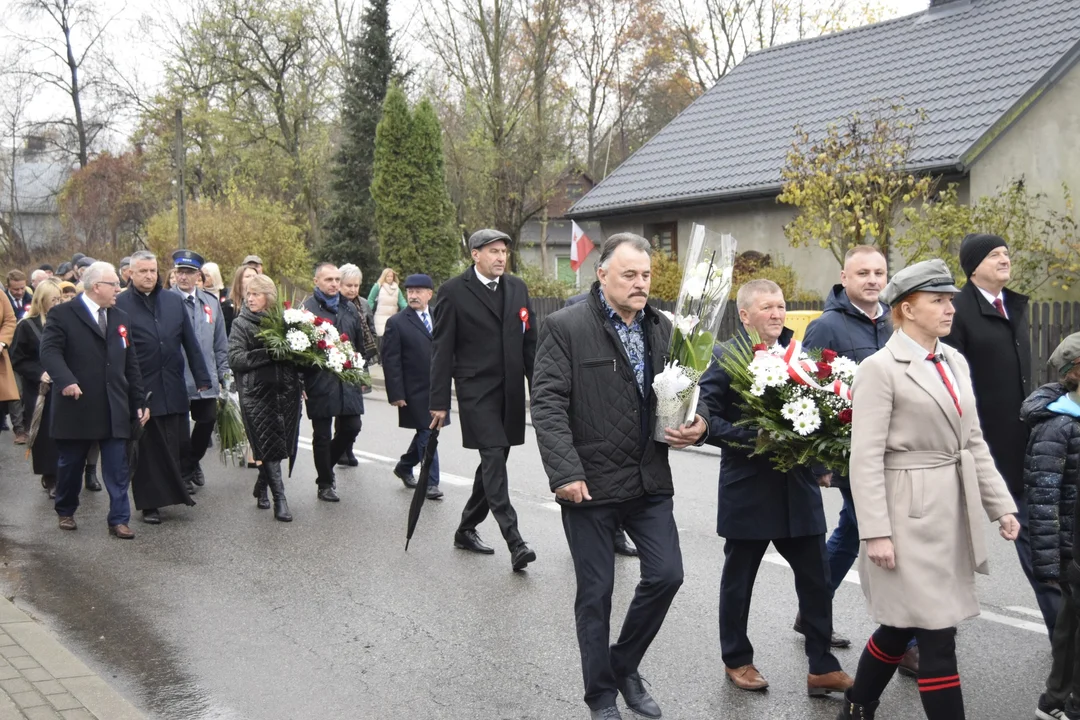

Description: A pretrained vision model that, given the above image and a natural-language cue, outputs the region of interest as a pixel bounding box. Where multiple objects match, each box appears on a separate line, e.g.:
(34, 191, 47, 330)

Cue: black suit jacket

(382, 307, 449, 430)
(429, 267, 536, 449)
(943, 282, 1031, 496)
(40, 296, 145, 440)
(697, 327, 826, 540)
(116, 286, 210, 417)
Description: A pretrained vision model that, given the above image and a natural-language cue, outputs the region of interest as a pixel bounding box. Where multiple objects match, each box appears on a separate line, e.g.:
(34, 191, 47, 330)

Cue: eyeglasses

(93, 281, 121, 288)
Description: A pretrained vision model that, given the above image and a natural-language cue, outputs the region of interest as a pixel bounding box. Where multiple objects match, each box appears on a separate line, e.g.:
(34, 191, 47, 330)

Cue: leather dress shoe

(794, 612, 851, 649)
(897, 646, 919, 678)
(511, 543, 536, 571)
(142, 509, 161, 524)
(725, 664, 768, 691)
(614, 534, 638, 557)
(192, 463, 206, 486)
(454, 530, 494, 554)
(317, 486, 340, 502)
(58, 516, 77, 531)
(394, 468, 418, 489)
(616, 672, 661, 719)
(83, 466, 102, 492)
(590, 706, 623, 719)
(13, 432, 27, 445)
(807, 670, 854, 697)
(337, 451, 359, 467)
(426, 485, 444, 500)
(109, 524, 135, 539)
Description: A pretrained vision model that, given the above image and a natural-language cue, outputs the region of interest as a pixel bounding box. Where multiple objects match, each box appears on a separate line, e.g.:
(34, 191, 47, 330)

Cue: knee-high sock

(849, 625, 911, 705)
(916, 628, 964, 720)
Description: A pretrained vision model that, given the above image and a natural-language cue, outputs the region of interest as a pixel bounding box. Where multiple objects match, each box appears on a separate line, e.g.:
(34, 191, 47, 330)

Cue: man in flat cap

(73, 256, 95, 283)
(383, 273, 444, 500)
(170, 249, 228, 490)
(1025, 332, 1080, 720)
(429, 228, 537, 571)
(118, 257, 132, 289)
(242, 255, 264, 274)
(945, 232, 1060, 636)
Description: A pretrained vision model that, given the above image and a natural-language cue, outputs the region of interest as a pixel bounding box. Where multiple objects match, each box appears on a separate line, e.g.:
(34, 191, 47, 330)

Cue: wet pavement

(0, 396, 1055, 719)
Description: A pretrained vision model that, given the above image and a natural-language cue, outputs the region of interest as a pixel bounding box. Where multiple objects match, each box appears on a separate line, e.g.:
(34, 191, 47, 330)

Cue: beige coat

(0, 297, 18, 402)
(850, 332, 1016, 630)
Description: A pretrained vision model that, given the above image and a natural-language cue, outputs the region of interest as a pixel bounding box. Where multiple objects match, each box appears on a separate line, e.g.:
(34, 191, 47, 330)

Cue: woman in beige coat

(840, 259, 1020, 720)
(0, 291, 20, 419)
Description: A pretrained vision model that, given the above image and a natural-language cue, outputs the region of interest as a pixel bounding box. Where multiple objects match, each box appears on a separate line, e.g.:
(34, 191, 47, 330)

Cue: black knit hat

(959, 233, 1007, 278)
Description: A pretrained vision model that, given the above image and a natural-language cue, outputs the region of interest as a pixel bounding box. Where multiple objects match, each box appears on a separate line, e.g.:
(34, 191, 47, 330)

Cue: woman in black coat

(227, 274, 301, 522)
(10, 280, 63, 497)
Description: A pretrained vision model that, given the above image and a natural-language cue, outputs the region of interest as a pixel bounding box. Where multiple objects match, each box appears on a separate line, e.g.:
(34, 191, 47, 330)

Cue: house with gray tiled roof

(566, 0, 1080, 297)
(0, 138, 74, 251)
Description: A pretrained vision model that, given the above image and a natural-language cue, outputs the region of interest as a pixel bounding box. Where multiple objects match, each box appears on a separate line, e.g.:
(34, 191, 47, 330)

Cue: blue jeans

(1014, 491, 1062, 638)
(54, 438, 131, 526)
(395, 428, 438, 486)
(826, 487, 860, 595)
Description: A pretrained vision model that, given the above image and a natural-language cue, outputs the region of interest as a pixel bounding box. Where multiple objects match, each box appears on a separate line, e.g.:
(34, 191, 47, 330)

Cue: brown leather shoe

(897, 646, 919, 678)
(807, 670, 854, 697)
(108, 524, 135, 539)
(725, 664, 769, 691)
(58, 516, 76, 531)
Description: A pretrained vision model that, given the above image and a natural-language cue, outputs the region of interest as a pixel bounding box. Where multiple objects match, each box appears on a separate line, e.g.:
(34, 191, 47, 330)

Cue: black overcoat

(115, 286, 210, 417)
(429, 267, 537, 449)
(381, 308, 449, 430)
(944, 282, 1032, 496)
(39, 296, 145, 440)
(301, 294, 365, 420)
(696, 327, 827, 540)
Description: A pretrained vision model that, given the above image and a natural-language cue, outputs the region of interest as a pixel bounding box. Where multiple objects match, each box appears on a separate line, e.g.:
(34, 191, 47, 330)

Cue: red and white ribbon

(118, 324, 128, 349)
(203, 304, 213, 324)
(754, 339, 852, 401)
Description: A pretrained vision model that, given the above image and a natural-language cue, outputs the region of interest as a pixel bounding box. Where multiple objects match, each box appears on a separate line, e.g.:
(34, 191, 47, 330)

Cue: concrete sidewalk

(0, 597, 142, 720)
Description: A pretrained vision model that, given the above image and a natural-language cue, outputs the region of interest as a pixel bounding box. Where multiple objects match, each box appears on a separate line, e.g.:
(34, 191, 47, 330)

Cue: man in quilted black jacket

(1025, 332, 1080, 720)
(532, 233, 706, 720)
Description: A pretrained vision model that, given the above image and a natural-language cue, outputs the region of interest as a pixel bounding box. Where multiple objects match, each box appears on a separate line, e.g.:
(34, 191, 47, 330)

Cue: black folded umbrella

(405, 425, 441, 551)
(24, 381, 50, 459)
(126, 392, 151, 481)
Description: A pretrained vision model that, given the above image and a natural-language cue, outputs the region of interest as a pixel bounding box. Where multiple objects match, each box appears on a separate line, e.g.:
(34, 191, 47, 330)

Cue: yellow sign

(786, 311, 823, 341)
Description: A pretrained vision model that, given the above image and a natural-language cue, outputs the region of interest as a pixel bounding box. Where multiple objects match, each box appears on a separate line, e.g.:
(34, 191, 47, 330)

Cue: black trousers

(1044, 562, 1080, 712)
(563, 494, 683, 710)
(458, 446, 522, 549)
(719, 534, 840, 675)
(311, 415, 362, 487)
(180, 398, 217, 479)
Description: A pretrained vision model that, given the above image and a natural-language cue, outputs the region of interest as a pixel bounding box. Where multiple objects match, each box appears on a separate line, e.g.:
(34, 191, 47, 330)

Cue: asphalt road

(0, 396, 1054, 719)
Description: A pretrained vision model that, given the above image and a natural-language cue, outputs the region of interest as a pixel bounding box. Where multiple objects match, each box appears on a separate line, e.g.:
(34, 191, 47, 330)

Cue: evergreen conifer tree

(320, 0, 394, 286)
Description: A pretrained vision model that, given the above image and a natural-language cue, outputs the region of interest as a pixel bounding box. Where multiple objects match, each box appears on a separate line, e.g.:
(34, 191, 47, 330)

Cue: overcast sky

(2, 0, 933, 151)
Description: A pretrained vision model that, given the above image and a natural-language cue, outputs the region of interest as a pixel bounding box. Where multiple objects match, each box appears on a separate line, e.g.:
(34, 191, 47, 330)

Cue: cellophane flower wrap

(215, 370, 248, 465)
(718, 331, 856, 474)
(256, 290, 372, 389)
(652, 224, 736, 442)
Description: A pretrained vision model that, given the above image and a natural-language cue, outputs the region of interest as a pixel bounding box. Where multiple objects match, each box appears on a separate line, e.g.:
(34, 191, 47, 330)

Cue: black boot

(836, 690, 879, 720)
(265, 463, 292, 522)
(253, 467, 270, 510)
(83, 465, 102, 491)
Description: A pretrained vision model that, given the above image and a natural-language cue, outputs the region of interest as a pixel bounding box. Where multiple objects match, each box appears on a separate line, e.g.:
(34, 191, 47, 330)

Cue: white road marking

(295, 437, 472, 484)
(1005, 605, 1047, 620)
(761, 554, 1044, 635)
(542, 502, 561, 512)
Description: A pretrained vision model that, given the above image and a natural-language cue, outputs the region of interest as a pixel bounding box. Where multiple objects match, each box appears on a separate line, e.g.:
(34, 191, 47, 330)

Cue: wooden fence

(530, 298, 1080, 389)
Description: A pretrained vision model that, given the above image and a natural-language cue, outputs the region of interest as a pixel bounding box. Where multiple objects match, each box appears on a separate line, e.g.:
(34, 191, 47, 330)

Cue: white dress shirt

(975, 284, 1007, 318)
(80, 292, 103, 323)
(474, 267, 500, 288)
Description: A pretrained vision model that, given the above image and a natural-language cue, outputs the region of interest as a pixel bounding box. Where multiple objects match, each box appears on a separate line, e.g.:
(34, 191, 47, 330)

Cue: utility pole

(175, 108, 186, 249)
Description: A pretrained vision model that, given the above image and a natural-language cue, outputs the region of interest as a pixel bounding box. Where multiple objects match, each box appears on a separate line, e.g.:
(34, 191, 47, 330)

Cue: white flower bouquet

(257, 294, 371, 388)
(718, 333, 856, 473)
(652, 224, 736, 442)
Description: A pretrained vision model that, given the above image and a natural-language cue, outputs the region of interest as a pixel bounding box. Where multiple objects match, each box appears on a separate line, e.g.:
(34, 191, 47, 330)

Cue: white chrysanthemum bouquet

(652, 224, 736, 443)
(257, 292, 371, 388)
(719, 333, 856, 473)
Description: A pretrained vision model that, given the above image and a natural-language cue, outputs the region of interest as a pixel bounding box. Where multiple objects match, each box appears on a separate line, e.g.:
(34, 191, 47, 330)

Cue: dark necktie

(927, 354, 962, 416)
(186, 294, 197, 321)
(486, 281, 497, 292)
(992, 297, 1006, 318)
(421, 311, 432, 334)
(97, 308, 107, 336)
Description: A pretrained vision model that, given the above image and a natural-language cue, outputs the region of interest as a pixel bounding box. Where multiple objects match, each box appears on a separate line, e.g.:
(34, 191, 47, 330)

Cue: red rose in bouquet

(838, 408, 853, 424)
(815, 362, 832, 380)
(821, 349, 838, 363)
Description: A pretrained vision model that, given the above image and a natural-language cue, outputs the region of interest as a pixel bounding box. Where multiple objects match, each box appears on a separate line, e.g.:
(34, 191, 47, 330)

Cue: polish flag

(570, 221, 595, 272)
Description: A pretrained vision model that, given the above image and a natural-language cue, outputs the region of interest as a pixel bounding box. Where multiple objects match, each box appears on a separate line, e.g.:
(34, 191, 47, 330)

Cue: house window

(644, 222, 677, 258)
(557, 256, 576, 285)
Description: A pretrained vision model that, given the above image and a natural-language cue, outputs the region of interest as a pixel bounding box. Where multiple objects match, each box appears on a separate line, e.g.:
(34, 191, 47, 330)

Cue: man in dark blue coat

(40, 261, 148, 538)
(801, 245, 890, 651)
(115, 251, 210, 524)
(697, 279, 851, 696)
(382, 274, 446, 500)
(303, 262, 365, 502)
